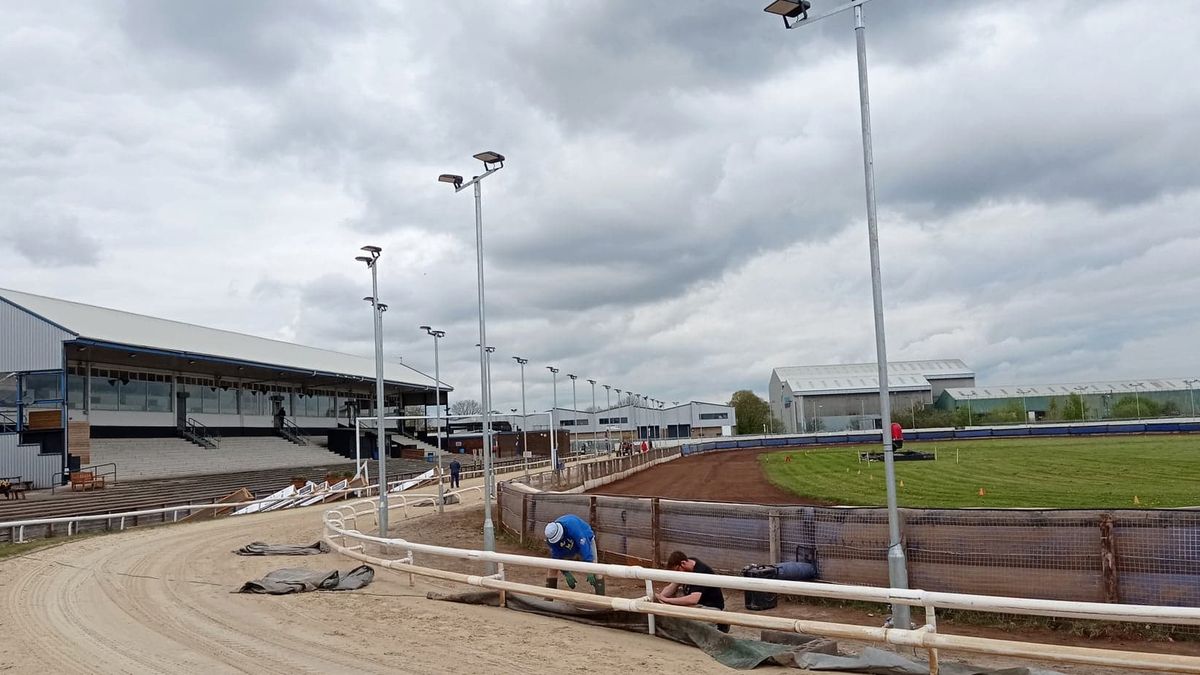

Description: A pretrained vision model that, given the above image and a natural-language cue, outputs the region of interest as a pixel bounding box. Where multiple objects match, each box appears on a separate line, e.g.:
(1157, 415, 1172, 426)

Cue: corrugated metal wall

(0, 299, 72, 372)
(0, 434, 61, 489)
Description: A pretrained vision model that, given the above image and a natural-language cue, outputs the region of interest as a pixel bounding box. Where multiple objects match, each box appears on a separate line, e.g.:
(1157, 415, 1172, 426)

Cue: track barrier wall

(502, 490, 1200, 609)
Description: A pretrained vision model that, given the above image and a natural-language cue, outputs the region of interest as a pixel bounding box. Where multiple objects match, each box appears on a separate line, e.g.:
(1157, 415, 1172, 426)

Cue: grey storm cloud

(2, 211, 101, 266)
(1, 0, 1198, 409)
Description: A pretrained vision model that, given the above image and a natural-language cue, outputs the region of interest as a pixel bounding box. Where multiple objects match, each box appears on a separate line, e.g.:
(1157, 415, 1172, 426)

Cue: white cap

(545, 521, 564, 544)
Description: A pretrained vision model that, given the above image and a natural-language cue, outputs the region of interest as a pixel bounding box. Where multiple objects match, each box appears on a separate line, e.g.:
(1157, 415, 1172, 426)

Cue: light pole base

(887, 545, 911, 629)
(482, 519, 497, 575)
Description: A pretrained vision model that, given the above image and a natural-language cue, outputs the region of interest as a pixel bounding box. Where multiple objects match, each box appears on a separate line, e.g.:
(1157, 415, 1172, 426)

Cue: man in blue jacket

(544, 514, 605, 595)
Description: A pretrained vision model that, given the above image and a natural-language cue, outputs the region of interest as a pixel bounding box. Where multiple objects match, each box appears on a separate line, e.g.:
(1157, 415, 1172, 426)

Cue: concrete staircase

(90, 436, 353, 482)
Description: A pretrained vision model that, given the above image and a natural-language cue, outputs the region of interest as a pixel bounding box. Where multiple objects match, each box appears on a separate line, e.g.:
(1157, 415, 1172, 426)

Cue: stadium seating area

(90, 436, 355, 481)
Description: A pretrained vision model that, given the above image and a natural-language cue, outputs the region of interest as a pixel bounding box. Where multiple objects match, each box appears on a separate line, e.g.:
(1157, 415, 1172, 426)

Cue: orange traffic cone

(899, 480, 905, 488)
(1133, 495, 1141, 505)
(978, 487, 986, 497)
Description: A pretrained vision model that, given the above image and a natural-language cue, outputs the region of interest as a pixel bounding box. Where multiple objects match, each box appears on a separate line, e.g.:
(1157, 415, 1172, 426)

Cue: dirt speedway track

(0, 490, 744, 674)
(593, 450, 817, 504)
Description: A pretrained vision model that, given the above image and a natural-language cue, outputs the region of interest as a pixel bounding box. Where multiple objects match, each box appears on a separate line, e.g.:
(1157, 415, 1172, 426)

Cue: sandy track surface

(0, 477, 762, 675)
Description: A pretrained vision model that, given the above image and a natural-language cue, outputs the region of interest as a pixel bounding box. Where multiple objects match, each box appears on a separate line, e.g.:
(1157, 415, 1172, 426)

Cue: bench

(0, 476, 29, 500)
(70, 473, 106, 492)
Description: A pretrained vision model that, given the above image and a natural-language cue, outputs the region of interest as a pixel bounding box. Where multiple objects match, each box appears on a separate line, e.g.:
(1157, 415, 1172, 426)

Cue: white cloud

(1, 0, 1198, 414)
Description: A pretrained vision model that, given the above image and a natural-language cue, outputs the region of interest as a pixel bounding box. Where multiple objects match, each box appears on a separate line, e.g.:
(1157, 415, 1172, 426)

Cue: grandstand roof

(0, 288, 444, 390)
(774, 359, 974, 396)
(942, 379, 1197, 400)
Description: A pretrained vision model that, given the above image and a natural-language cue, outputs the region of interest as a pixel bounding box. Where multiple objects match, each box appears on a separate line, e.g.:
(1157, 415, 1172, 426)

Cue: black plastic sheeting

(237, 565, 374, 594)
(428, 590, 1064, 674)
(233, 541, 331, 556)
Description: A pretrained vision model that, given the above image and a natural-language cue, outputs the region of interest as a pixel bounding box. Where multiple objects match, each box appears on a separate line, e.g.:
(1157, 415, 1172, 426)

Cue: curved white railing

(322, 493, 1200, 674)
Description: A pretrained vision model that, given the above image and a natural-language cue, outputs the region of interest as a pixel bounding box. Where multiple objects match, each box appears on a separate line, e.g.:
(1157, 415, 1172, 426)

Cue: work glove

(562, 571, 577, 589)
(588, 575, 605, 596)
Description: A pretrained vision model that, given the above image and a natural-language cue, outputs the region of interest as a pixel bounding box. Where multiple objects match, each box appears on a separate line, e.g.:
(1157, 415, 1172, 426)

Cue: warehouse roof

(0, 288, 444, 390)
(942, 379, 1196, 400)
(774, 359, 974, 396)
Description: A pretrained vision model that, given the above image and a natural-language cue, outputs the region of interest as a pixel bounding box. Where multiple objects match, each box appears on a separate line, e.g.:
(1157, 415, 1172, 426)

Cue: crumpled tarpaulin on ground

(237, 565, 374, 594)
(428, 590, 1064, 675)
(794, 647, 1064, 675)
(233, 541, 330, 556)
(428, 590, 835, 669)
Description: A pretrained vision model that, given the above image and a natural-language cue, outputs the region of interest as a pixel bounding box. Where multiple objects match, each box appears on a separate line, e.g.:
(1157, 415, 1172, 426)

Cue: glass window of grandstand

(89, 369, 173, 412)
(25, 371, 62, 405)
(67, 368, 86, 410)
(699, 412, 728, 420)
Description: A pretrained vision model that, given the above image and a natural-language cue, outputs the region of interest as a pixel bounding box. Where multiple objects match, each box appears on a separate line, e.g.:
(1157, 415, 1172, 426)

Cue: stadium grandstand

(0, 288, 449, 488)
(769, 359, 975, 433)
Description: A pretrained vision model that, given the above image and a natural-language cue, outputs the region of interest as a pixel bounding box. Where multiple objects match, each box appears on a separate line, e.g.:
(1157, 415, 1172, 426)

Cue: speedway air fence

(500, 486, 1200, 611)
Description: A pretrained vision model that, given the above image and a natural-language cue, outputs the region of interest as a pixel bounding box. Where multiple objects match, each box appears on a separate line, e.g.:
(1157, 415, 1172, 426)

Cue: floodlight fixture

(547, 366, 559, 374)
(438, 173, 464, 188)
(473, 151, 505, 169)
(764, 0, 811, 28)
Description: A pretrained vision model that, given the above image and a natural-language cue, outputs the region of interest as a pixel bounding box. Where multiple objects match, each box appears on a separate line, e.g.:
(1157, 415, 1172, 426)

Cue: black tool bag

(742, 564, 779, 611)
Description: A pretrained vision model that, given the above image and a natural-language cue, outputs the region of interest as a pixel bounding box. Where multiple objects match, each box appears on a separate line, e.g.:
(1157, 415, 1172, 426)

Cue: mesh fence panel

(499, 484, 1200, 617)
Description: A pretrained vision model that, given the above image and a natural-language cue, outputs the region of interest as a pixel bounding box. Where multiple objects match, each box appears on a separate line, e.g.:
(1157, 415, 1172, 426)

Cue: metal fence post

(769, 510, 782, 564)
(521, 493, 528, 545)
(1100, 514, 1121, 603)
(651, 497, 662, 568)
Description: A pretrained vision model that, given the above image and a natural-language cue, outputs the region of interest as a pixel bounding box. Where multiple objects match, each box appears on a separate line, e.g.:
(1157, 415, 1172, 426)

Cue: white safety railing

(322, 494, 1200, 674)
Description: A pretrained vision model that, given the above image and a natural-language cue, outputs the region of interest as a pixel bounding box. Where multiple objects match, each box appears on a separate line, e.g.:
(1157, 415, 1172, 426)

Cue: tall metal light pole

(964, 392, 975, 426)
(547, 366, 560, 470)
(1185, 379, 1199, 418)
(603, 384, 611, 408)
(1016, 388, 1031, 423)
(1073, 385, 1091, 421)
(438, 150, 504, 562)
(354, 246, 389, 534)
(764, 0, 908, 628)
(477, 344, 496, 497)
(587, 379, 597, 451)
(1130, 382, 1145, 420)
(568, 374, 579, 454)
(420, 325, 446, 514)
(513, 356, 529, 461)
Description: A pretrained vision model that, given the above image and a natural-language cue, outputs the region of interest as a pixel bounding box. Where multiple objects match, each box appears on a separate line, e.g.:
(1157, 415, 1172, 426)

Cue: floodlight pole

(1186, 379, 1199, 418)
(513, 357, 529, 475)
(422, 327, 446, 514)
(568, 374, 579, 455)
(440, 154, 504, 568)
(588, 379, 597, 451)
(548, 366, 560, 471)
(362, 251, 389, 534)
(766, 0, 908, 629)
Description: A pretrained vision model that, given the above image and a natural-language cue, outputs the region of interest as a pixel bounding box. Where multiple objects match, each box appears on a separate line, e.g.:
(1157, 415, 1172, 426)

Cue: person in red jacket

(891, 422, 904, 451)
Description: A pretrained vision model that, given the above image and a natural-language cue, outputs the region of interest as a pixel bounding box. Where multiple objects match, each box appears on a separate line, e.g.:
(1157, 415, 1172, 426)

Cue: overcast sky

(2, 0, 1199, 412)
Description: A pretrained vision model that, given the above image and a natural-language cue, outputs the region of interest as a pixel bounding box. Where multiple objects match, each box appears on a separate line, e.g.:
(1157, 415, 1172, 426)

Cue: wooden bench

(70, 473, 106, 492)
(1, 476, 29, 500)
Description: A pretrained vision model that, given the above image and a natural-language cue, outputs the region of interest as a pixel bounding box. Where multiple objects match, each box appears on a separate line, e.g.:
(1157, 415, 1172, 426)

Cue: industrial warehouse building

(0, 288, 447, 488)
(769, 359, 976, 433)
(936, 379, 1200, 422)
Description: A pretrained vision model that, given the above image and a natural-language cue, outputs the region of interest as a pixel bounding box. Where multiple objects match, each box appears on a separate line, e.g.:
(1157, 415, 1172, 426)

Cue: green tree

(729, 390, 782, 435)
(986, 400, 1027, 424)
(910, 405, 956, 429)
(1111, 395, 1161, 419)
(1045, 397, 1061, 421)
(1062, 393, 1088, 421)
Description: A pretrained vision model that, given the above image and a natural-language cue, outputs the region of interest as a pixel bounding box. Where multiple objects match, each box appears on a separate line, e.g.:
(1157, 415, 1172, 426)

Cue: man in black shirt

(655, 550, 730, 633)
